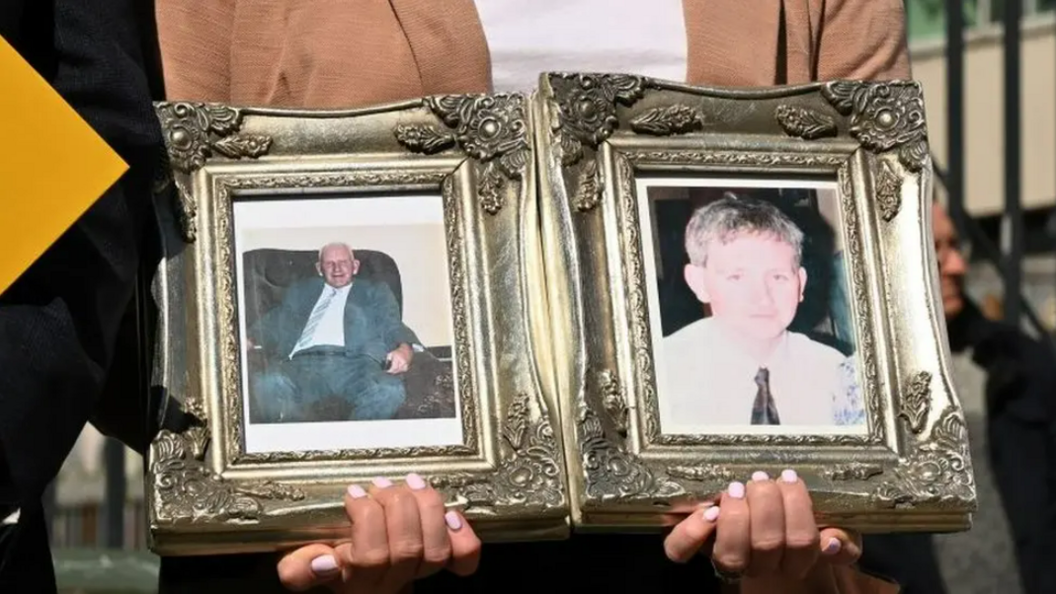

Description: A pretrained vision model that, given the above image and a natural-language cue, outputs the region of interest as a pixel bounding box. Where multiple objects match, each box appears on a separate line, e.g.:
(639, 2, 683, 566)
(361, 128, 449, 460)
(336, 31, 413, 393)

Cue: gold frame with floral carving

(533, 72, 976, 534)
(146, 95, 570, 556)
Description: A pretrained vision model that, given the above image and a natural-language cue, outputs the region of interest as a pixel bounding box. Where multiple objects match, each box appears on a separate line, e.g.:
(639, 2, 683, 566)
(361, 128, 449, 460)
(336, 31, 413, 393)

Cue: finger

(277, 544, 343, 592)
(818, 527, 862, 566)
(712, 481, 750, 575)
(369, 477, 425, 591)
(444, 511, 482, 576)
(341, 482, 390, 588)
(405, 473, 452, 578)
(776, 469, 820, 579)
(744, 471, 785, 577)
(663, 503, 720, 563)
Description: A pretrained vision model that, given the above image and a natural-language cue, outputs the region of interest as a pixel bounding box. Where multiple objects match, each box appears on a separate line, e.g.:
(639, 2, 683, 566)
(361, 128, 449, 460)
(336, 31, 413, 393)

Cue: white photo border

(633, 175, 869, 437)
(231, 193, 465, 454)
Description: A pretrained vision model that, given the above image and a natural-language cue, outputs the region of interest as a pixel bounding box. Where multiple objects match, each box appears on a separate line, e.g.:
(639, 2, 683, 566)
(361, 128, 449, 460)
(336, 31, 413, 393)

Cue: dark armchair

(241, 248, 456, 421)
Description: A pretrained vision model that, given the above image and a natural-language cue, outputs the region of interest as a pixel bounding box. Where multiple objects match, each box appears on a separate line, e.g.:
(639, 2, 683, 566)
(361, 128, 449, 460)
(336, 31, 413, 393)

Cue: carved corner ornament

(821, 80, 929, 173)
(150, 425, 304, 525)
(155, 102, 273, 243)
(545, 73, 647, 212)
(577, 372, 685, 502)
(430, 392, 564, 512)
(774, 105, 838, 140)
(874, 406, 975, 507)
(899, 371, 933, 434)
(395, 94, 531, 215)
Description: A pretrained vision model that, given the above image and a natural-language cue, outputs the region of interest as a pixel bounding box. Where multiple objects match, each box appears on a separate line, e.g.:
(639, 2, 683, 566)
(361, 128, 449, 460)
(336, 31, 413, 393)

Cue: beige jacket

(156, 0, 911, 108)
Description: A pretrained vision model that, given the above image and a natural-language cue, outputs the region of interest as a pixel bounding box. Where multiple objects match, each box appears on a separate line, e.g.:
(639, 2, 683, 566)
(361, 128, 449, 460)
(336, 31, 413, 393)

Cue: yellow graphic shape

(0, 37, 128, 296)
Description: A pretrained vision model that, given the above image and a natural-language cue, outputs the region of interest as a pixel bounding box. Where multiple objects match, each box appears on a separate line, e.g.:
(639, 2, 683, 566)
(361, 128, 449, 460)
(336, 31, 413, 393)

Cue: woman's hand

(276, 474, 481, 593)
(663, 469, 861, 586)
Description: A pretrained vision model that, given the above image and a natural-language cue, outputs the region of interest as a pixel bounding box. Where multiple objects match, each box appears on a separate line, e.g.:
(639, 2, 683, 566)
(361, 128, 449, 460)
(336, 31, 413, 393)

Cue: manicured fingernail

(372, 477, 392, 488)
(728, 481, 745, 499)
(445, 511, 463, 530)
(310, 554, 339, 575)
(406, 473, 427, 490)
(781, 469, 798, 483)
(347, 484, 367, 499)
(823, 537, 842, 555)
(751, 471, 769, 482)
(703, 506, 721, 522)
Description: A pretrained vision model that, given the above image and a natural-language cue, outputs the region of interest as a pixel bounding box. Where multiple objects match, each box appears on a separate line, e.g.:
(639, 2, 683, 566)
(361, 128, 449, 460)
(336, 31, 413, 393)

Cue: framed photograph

(534, 72, 977, 533)
(146, 94, 569, 555)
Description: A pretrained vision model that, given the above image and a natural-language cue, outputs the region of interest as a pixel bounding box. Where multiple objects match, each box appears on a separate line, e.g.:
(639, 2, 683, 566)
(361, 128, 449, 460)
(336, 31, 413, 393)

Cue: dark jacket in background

(949, 299, 1056, 594)
(859, 298, 1056, 594)
(0, 0, 165, 591)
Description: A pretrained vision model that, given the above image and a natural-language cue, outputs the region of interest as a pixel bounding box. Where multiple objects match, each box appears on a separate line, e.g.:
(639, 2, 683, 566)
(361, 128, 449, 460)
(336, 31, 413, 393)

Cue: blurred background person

(930, 200, 1056, 594)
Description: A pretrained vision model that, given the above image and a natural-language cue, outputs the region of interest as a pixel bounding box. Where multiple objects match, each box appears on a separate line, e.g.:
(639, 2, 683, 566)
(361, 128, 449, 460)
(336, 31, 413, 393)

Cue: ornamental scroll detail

(821, 80, 929, 173)
(549, 73, 647, 211)
(155, 102, 273, 242)
(774, 105, 838, 140)
(429, 392, 564, 513)
(150, 425, 304, 525)
(630, 104, 706, 136)
(395, 94, 531, 215)
(899, 371, 933, 435)
(875, 160, 904, 222)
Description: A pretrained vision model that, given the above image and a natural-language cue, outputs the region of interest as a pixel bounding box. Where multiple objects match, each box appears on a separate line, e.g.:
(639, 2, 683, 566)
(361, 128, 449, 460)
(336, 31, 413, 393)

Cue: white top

(473, 0, 688, 93)
(289, 282, 353, 357)
(658, 317, 863, 433)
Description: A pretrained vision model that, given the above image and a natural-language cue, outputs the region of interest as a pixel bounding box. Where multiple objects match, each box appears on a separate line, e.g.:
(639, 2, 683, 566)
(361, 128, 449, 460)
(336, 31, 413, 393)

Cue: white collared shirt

(473, 0, 687, 93)
(289, 282, 353, 358)
(658, 317, 858, 433)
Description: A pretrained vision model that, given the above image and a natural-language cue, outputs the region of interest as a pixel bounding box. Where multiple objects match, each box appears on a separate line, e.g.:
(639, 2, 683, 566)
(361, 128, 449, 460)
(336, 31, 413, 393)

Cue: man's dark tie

(751, 367, 781, 425)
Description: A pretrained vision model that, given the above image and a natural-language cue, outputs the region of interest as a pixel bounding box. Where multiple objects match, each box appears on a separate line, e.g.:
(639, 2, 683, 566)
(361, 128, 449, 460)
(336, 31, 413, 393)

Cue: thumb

(277, 544, 344, 592)
(818, 527, 862, 566)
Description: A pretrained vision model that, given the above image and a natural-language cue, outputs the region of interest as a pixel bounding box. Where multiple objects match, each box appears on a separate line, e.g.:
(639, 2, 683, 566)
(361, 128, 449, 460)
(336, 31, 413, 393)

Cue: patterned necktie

(751, 367, 781, 425)
(293, 287, 338, 352)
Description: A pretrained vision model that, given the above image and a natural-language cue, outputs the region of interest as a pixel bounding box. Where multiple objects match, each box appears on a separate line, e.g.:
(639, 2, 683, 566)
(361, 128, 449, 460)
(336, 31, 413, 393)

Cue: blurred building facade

(907, 0, 1056, 330)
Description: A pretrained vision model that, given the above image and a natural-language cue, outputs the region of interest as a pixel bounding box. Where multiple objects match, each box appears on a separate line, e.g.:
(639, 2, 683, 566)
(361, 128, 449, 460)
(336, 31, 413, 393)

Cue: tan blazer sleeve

(815, 0, 912, 81)
(156, 0, 235, 102)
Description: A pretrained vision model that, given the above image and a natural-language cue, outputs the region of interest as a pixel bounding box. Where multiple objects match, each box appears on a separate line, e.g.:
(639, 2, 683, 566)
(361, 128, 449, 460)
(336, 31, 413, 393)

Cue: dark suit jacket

(0, 1, 165, 591)
(248, 277, 419, 364)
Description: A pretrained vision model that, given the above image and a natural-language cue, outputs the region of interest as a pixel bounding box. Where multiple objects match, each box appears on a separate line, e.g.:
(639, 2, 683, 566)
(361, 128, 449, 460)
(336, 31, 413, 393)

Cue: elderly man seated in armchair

(245, 241, 424, 423)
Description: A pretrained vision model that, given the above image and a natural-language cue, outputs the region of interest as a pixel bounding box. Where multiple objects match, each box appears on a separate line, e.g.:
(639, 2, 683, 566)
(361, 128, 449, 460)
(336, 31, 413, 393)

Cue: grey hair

(684, 193, 804, 267)
(318, 242, 354, 261)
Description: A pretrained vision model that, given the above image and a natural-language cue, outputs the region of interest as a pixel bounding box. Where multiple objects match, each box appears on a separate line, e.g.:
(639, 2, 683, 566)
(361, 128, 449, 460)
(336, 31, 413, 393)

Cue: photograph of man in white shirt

(656, 193, 865, 434)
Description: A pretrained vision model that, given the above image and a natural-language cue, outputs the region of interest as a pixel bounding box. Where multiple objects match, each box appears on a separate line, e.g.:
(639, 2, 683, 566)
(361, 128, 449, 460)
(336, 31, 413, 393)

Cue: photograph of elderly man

(245, 242, 420, 423)
(657, 191, 862, 432)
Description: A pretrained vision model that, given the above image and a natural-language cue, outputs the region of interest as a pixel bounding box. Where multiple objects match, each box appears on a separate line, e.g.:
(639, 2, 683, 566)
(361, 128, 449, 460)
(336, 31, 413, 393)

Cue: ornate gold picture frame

(533, 72, 976, 534)
(146, 95, 570, 556)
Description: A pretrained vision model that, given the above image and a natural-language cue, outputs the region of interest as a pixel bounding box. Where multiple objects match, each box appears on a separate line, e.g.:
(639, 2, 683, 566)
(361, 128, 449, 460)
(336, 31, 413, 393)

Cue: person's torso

(659, 318, 845, 430)
(473, 0, 687, 93)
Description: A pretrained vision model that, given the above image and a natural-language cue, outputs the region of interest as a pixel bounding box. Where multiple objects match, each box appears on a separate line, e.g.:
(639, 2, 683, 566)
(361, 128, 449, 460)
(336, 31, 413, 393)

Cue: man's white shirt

(658, 316, 853, 432)
(289, 282, 353, 358)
